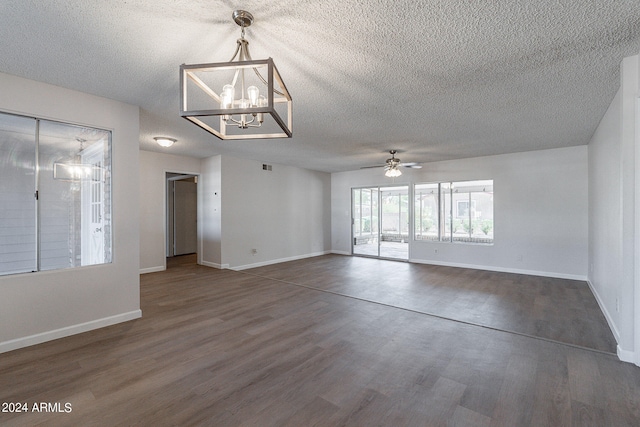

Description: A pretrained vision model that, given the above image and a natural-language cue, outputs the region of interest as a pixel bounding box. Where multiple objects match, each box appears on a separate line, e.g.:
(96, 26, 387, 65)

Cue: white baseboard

(140, 266, 165, 274)
(201, 260, 229, 269)
(231, 251, 331, 271)
(586, 279, 621, 346)
(409, 258, 588, 281)
(0, 310, 142, 354)
(617, 345, 636, 365)
(330, 250, 351, 256)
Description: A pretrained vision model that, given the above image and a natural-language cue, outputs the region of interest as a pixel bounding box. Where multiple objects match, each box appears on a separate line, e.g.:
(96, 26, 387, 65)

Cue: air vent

(262, 164, 272, 171)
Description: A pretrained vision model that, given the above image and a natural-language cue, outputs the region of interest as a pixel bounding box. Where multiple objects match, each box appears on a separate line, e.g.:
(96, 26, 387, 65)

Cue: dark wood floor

(246, 255, 617, 353)
(1, 254, 638, 426)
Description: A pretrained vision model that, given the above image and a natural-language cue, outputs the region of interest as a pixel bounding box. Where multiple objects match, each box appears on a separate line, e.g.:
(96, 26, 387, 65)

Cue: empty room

(1, 1, 640, 426)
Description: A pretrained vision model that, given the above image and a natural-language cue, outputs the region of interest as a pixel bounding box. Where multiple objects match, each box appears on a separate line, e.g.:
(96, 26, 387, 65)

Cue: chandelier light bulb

(221, 84, 235, 109)
(247, 86, 259, 106)
(257, 95, 266, 123)
(239, 99, 249, 126)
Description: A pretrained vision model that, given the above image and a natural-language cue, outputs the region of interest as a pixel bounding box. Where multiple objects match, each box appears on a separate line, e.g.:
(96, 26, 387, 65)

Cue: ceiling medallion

(180, 10, 292, 140)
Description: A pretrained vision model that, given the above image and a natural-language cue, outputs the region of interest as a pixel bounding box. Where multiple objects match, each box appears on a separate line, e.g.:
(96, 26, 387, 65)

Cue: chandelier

(180, 10, 292, 140)
(53, 138, 103, 181)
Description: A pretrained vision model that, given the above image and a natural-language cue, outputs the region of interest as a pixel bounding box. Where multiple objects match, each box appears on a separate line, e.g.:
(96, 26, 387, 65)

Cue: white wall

(589, 54, 639, 365)
(199, 155, 332, 270)
(588, 88, 624, 344)
(0, 72, 140, 353)
(139, 150, 201, 273)
(201, 155, 223, 268)
(332, 146, 589, 279)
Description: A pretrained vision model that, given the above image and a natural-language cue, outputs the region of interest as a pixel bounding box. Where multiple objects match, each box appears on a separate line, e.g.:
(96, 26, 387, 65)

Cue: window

(415, 180, 493, 244)
(414, 183, 439, 241)
(0, 111, 112, 276)
(456, 200, 474, 218)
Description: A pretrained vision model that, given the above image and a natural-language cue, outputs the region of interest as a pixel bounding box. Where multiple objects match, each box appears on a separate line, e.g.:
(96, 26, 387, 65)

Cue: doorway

(352, 186, 409, 260)
(166, 173, 198, 259)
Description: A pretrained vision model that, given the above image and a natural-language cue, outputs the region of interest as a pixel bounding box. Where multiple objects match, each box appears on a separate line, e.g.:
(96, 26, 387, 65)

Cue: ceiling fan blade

(400, 162, 422, 169)
(360, 164, 385, 169)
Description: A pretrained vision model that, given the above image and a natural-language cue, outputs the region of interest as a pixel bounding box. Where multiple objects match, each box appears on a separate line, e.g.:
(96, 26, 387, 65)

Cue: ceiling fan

(360, 150, 422, 177)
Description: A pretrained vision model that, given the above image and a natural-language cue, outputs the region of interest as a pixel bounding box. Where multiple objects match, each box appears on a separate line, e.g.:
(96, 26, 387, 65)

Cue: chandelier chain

(225, 20, 286, 97)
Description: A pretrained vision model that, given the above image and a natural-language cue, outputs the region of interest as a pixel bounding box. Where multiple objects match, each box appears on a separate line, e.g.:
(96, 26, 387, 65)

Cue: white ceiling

(1, 1, 639, 173)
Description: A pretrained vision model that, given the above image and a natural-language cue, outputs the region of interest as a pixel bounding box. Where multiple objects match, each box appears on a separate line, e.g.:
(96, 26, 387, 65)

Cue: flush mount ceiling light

(154, 137, 176, 147)
(180, 10, 292, 140)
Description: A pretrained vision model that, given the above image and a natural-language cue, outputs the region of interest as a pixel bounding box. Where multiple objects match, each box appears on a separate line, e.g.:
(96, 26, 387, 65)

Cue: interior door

(173, 179, 197, 255)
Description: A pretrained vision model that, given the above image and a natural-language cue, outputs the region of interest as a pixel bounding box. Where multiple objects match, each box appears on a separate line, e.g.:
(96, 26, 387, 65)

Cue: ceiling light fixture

(53, 137, 103, 181)
(180, 10, 292, 140)
(361, 150, 421, 177)
(385, 165, 402, 178)
(154, 137, 176, 147)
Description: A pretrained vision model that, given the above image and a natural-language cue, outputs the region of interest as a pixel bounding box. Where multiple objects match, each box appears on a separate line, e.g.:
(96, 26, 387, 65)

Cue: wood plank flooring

(1, 254, 638, 426)
(247, 255, 617, 353)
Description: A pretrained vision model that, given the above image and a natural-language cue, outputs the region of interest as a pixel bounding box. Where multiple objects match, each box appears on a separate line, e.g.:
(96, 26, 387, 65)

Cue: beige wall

(139, 150, 201, 272)
(0, 72, 141, 353)
(198, 155, 332, 270)
(332, 146, 589, 280)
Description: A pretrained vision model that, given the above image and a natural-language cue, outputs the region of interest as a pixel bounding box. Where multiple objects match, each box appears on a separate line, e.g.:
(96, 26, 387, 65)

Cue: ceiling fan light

(361, 150, 420, 177)
(385, 167, 402, 178)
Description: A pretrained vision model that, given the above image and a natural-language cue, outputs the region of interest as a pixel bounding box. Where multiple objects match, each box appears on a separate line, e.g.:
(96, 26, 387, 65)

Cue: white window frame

(414, 180, 493, 245)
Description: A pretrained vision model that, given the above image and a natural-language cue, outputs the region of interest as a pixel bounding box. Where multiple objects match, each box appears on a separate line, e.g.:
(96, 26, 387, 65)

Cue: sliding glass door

(352, 187, 379, 256)
(352, 186, 408, 260)
(380, 186, 409, 259)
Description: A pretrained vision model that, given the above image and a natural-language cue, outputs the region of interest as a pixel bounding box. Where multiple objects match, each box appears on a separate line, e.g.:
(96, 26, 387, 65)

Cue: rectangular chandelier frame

(180, 58, 292, 140)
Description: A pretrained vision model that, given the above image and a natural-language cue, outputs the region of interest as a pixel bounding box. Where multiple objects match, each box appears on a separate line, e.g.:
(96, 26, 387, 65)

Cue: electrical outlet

(251, 248, 257, 255)
(434, 249, 438, 254)
(616, 298, 620, 312)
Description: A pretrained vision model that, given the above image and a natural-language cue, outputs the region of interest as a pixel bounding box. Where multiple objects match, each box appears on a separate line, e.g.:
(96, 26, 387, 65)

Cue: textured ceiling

(0, 1, 639, 173)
